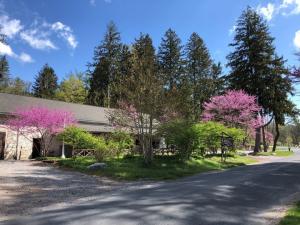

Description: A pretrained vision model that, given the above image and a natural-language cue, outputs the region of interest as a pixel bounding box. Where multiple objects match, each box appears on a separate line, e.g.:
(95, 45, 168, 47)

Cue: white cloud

(294, 30, 300, 49)
(20, 29, 57, 50)
(0, 15, 23, 38)
(0, 3, 77, 52)
(90, 0, 111, 6)
(258, 0, 300, 20)
(51, 22, 78, 49)
(229, 25, 236, 36)
(19, 52, 34, 63)
(90, 0, 96, 6)
(279, 0, 300, 15)
(0, 42, 34, 63)
(0, 41, 15, 56)
(257, 3, 275, 21)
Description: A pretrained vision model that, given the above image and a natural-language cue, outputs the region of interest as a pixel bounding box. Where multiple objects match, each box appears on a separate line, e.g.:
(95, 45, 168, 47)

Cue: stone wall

(0, 125, 35, 160)
(0, 124, 63, 160)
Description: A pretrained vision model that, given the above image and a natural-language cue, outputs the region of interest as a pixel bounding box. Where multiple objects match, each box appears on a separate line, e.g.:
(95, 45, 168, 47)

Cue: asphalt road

(2, 152, 300, 225)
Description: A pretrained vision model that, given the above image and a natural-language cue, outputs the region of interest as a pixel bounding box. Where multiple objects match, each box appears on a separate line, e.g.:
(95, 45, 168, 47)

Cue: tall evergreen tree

(158, 28, 188, 118)
(87, 21, 122, 107)
(0, 55, 9, 89)
(112, 44, 133, 103)
(158, 28, 184, 90)
(33, 64, 58, 99)
(226, 7, 295, 152)
(185, 32, 214, 120)
(0, 32, 10, 89)
(211, 62, 224, 95)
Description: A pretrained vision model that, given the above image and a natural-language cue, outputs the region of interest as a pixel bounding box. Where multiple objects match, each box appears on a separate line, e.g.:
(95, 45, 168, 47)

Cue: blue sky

(1, 0, 300, 103)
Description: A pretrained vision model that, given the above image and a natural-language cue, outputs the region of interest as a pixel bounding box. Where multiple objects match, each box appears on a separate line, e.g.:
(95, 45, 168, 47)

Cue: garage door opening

(0, 132, 5, 160)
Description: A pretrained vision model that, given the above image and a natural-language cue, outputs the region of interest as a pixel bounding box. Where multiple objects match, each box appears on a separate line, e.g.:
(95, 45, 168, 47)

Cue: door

(0, 132, 6, 160)
(32, 138, 41, 158)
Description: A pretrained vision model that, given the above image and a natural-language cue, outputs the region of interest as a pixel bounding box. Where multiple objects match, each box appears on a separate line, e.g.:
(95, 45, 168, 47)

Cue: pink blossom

(202, 90, 261, 131)
(6, 106, 76, 156)
(7, 106, 76, 134)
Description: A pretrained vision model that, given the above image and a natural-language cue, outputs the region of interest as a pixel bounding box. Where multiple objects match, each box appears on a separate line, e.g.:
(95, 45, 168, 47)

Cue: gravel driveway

(0, 160, 121, 221)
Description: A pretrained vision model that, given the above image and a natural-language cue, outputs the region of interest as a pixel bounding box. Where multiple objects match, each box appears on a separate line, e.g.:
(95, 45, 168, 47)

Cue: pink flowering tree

(7, 106, 76, 157)
(202, 90, 262, 138)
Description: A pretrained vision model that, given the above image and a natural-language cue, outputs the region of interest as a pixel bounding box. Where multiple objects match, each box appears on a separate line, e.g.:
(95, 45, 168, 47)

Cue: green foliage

(185, 32, 221, 120)
(159, 120, 196, 160)
(120, 33, 163, 165)
(55, 73, 88, 104)
(58, 126, 134, 161)
(193, 122, 245, 156)
(158, 29, 189, 119)
(159, 120, 246, 159)
(109, 130, 134, 157)
(33, 64, 58, 99)
(58, 126, 110, 161)
(226, 7, 296, 152)
(87, 21, 122, 107)
(0, 55, 9, 89)
(1, 77, 31, 95)
(279, 202, 300, 225)
(158, 28, 184, 90)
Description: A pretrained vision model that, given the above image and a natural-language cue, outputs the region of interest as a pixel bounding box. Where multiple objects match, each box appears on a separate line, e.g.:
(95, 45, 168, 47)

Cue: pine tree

(266, 56, 297, 151)
(87, 21, 122, 107)
(33, 64, 58, 99)
(112, 44, 132, 102)
(185, 32, 213, 120)
(0, 32, 10, 89)
(226, 7, 295, 152)
(211, 62, 223, 95)
(158, 28, 184, 90)
(157, 29, 188, 118)
(0, 55, 9, 89)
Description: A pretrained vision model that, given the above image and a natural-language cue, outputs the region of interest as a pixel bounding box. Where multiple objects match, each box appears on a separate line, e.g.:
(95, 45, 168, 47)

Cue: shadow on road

(1, 158, 300, 225)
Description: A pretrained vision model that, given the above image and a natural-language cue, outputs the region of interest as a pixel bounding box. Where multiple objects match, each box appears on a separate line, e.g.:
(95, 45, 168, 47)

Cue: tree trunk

(262, 125, 268, 152)
(254, 127, 261, 154)
(15, 130, 19, 160)
(143, 135, 153, 165)
(272, 121, 280, 152)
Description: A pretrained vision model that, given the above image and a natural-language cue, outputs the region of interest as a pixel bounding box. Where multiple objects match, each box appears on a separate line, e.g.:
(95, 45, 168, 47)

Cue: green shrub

(58, 126, 135, 161)
(159, 120, 246, 159)
(58, 126, 96, 149)
(158, 120, 197, 160)
(58, 126, 112, 161)
(192, 122, 245, 156)
(109, 130, 134, 157)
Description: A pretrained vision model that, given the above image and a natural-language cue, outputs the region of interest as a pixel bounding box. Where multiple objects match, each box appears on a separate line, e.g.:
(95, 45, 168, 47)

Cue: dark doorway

(0, 132, 5, 160)
(32, 138, 41, 158)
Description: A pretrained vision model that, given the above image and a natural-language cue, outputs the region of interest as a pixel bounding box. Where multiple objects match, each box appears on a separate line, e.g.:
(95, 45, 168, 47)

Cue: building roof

(0, 93, 114, 132)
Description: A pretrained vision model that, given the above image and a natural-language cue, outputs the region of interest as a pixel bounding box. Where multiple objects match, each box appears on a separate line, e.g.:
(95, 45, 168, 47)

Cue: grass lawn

(40, 154, 257, 181)
(279, 202, 300, 225)
(256, 150, 294, 157)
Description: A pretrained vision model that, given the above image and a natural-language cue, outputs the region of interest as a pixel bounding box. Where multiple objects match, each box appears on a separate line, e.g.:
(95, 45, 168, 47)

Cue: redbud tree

(202, 90, 262, 135)
(7, 106, 76, 157)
